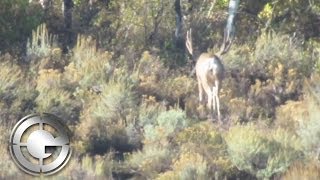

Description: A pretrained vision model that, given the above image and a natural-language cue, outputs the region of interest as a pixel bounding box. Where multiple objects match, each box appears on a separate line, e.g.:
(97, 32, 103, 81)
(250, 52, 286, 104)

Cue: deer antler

(217, 28, 234, 56)
(186, 28, 193, 56)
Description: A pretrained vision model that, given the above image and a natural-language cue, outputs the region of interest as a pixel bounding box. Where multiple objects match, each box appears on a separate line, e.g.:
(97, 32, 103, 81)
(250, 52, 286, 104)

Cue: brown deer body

(196, 53, 224, 120)
(186, 29, 233, 122)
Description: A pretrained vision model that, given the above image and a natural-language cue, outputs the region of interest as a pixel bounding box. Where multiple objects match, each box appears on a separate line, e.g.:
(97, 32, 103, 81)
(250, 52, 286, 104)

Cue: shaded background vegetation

(0, 0, 320, 179)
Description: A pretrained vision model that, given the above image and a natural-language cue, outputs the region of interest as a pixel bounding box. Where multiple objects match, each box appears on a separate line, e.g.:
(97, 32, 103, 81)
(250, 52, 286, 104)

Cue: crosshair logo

(9, 113, 72, 176)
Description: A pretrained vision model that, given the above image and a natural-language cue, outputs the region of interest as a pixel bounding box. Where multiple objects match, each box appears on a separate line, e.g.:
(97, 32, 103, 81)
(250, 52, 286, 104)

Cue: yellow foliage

(271, 127, 303, 152)
(156, 171, 179, 180)
(172, 152, 207, 172)
(276, 100, 307, 131)
(63, 62, 82, 83)
(258, 3, 273, 21)
(35, 68, 78, 117)
(137, 51, 168, 94)
(228, 97, 250, 123)
(175, 123, 233, 175)
(137, 51, 164, 81)
(282, 161, 320, 180)
(58, 154, 114, 179)
(126, 145, 172, 178)
(36, 69, 62, 91)
(226, 124, 303, 178)
(157, 151, 209, 180)
(175, 122, 222, 146)
(0, 125, 20, 177)
(65, 35, 112, 88)
(163, 75, 196, 98)
(0, 61, 21, 93)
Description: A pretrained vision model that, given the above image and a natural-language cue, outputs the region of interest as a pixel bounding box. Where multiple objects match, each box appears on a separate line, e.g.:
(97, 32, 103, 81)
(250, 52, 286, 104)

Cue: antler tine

(217, 29, 227, 55)
(186, 28, 193, 55)
(217, 28, 234, 56)
(223, 32, 234, 54)
(223, 28, 235, 54)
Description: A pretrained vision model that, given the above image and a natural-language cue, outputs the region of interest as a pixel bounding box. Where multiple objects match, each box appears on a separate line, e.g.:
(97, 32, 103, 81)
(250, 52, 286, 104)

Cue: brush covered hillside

(1, 0, 320, 179)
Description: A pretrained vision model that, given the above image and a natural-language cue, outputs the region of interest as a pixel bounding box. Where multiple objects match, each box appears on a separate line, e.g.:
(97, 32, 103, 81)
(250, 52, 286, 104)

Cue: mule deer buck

(186, 27, 234, 122)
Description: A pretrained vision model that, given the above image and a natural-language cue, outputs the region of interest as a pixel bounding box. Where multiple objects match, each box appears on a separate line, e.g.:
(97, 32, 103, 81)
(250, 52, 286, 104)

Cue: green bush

(156, 109, 190, 134)
(75, 80, 138, 154)
(0, 57, 36, 119)
(126, 144, 173, 179)
(226, 124, 302, 179)
(57, 154, 114, 179)
(144, 109, 191, 142)
(27, 24, 57, 58)
(297, 75, 320, 157)
(0, 0, 43, 50)
(174, 122, 234, 178)
(35, 69, 79, 123)
(223, 32, 313, 121)
(161, 75, 196, 102)
(0, 124, 20, 178)
(64, 35, 112, 89)
(157, 151, 209, 180)
(93, 81, 138, 126)
(137, 51, 168, 96)
(281, 160, 320, 180)
(0, 61, 22, 97)
(138, 95, 167, 127)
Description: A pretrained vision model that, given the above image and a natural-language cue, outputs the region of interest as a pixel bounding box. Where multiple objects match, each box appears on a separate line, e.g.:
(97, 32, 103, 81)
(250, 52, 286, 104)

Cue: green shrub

(126, 144, 173, 179)
(175, 122, 223, 148)
(254, 32, 309, 70)
(0, 0, 43, 50)
(281, 160, 320, 180)
(138, 95, 167, 127)
(75, 102, 109, 154)
(223, 32, 313, 121)
(248, 33, 311, 119)
(156, 109, 190, 134)
(0, 61, 22, 97)
(161, 75, 196, 102)
(25, 24, 67, 79)
(137, 51, 168, 96)
(0, 124, 20, 178)
(93, 81, 138, 126)
(75, 80, 138, 154)
(275, 100, 306, 133)
(0, 57, 36, 119)
(64, 35, 112, 89)
(144, 109, 191, 142)
(224, 44, 252, 70)
(226, 124, 302, 179)
(157, 151, 209, 180)
(35, 69, 79, 123)
(175, 122, 234, 178)
(57, 154, 114, 179)
(297, 75, 320, 157)
(27, 24, 57, 58)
